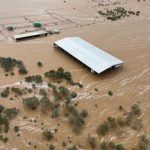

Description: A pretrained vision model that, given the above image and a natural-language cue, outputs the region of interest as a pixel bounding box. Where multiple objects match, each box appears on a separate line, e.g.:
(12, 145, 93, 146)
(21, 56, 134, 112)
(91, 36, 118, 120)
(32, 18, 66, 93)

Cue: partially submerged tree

(25, 75, 43, 84)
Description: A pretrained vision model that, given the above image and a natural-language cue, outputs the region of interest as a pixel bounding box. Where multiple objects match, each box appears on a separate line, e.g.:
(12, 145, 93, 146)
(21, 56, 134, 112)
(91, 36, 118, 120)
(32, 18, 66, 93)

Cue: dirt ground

(0, 0, 150, 150)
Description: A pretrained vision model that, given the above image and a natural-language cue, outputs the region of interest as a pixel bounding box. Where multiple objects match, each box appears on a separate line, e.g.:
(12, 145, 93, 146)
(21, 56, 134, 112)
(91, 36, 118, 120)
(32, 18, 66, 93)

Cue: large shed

(54, 37, 123, 74)
(13, 30, 47, 41)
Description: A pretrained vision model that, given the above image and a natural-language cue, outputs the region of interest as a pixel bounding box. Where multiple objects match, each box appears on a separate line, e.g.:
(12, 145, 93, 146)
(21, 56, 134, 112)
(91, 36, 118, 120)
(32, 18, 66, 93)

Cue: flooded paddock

(0, 0, 150, 149)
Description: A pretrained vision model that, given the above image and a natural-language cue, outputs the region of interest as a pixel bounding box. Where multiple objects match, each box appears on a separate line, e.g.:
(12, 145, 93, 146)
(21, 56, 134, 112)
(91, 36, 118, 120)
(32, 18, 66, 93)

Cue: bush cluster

(11, 87, 23, 96)
(98, 7, 140, 21)
(0, 105, 19, 135)
(67, 105, 88, 134)
(0, 57, 28, 74)
(48, 84, 77, 102)
(97, 104, 143, 136)
(100, 141, 126, 150)
(44, 67, 73, 83)
(41, 96, 54, 113)
(45, 67, 83, 87)
(97, 117, 117, 136)
(25, 75, 43, 84)
(131, 135, 149, 150)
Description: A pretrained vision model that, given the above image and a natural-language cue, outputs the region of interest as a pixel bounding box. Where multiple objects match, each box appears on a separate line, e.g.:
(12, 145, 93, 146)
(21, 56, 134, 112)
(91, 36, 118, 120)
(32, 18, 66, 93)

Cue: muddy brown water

(0, 0, 150, 149)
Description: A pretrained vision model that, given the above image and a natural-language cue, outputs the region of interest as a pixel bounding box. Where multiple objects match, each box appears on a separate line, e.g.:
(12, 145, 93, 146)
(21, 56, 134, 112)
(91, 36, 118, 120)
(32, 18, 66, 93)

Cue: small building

(6, 26, 14, 31)
(13, 30, 48, 41)
(33, 22, 42, 28)
(54, 37, 123, 74)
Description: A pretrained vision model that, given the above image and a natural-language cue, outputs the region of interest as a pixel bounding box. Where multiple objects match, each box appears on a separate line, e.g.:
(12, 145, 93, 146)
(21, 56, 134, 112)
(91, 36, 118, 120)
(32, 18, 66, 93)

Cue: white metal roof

(13, 30, 47, 40)
(54, 37, 123, 74)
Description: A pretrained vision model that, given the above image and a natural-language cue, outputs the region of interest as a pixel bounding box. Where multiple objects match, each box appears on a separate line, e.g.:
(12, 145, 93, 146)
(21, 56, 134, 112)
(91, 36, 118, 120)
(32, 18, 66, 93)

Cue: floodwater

(0, 0, 150, 149)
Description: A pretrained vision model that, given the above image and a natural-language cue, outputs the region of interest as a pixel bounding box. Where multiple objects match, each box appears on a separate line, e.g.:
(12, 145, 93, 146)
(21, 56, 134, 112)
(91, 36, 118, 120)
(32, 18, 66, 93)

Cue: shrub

(3, 137, 8, 143)
(39, 89, 47, 97)
(80, 109, 88, 118)
(49, 144, 55, 150)
(18, 66, 28, 74)
(66, 105, 88, 134)
(43, 129, 53, 141)
(58, 86, 70, 98)
(0, 114, 9, 125)
(23, 97, 39, 110)
(41, 97, 53, 113)
(0, 57, 16, 71)
(67, 106, 79, 116)
(75, 82, 83, 88)
(100, 142, 108, 150)
(14, 126, 20, 132)
(115, 144, 126, 150)
(131, 104, 141, 116)
(118, 105, 123, 111)
(62, 141, 67, 147)
(0, 115, 9, 133)
(4, 124, 9, 133)
(37, 61, 43, 67)
(137, 135, 149, 150)
(108, 90, 113, 96)
(64, 71, 72, 81)
(69, 114, 84, 134)
(140, 135, 149, 145)
(0, 135, 3, 141)
(107, 117, 117, 129)
(0, 105, 5, 112)
(100, 141, 126, 150)
(51, 108, 60, 118)
(117, 117, 127, 127)
(108, 141, 116, 149)
(87, 136, 97, 149)
(10, 72, 14, 76)
(70, 92, 77, 98)
(97, 122, 109, 136)
(1, 88, 10, 97)
(130, 118, 143, 130)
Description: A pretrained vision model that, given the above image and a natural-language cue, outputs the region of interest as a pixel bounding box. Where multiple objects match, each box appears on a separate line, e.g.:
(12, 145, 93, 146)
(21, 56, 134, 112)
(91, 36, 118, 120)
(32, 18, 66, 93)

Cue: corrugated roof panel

(54, 37, 123, 73)
(13, 30, 47, 40)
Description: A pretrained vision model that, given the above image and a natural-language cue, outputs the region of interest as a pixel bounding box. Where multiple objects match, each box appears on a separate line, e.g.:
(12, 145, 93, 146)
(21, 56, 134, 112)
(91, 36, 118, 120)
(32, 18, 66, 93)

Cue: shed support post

(91, 69, 95, 73)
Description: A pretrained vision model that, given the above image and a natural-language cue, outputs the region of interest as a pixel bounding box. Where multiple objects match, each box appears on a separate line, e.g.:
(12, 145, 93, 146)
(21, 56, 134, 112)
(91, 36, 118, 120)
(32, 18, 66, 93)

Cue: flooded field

(0, 0, 150, 150)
